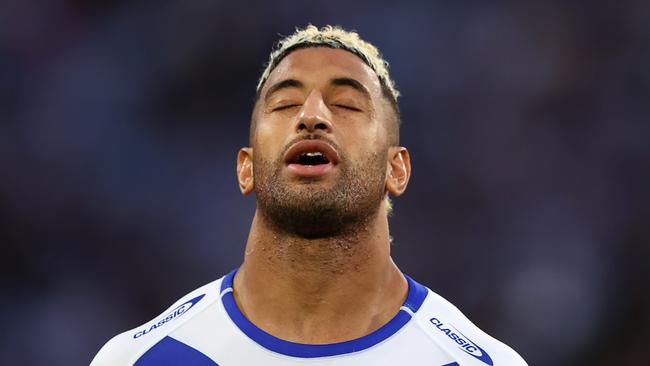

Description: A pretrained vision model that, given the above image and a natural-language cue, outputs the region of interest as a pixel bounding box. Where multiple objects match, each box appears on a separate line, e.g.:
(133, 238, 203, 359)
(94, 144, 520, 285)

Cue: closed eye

(272, 104, 300, 111)
(333, 104, 362, 112)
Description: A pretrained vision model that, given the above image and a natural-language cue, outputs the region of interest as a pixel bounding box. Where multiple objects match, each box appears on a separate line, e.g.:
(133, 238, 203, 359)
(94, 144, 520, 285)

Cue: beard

(254, 139, 388, 238)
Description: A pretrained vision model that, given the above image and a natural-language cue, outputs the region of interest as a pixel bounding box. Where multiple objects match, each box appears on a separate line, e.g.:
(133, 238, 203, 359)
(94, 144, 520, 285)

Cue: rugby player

(91, 25, 527, 366)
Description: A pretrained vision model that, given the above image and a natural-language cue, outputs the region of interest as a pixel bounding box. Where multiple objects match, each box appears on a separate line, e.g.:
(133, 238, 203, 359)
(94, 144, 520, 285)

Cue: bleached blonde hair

(256, 25, 400, 108)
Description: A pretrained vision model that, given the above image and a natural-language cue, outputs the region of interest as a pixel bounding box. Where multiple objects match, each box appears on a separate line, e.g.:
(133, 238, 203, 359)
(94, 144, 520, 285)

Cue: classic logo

(430, 317, 494, 366)
(133, 294, 205, 339)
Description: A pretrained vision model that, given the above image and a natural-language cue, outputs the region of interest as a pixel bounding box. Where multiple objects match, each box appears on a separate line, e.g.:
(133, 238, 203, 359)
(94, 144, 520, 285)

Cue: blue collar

(219, 268, 428, 358)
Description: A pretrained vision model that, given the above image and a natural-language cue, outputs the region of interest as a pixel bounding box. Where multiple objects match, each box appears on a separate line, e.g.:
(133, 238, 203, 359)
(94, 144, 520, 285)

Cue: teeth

(296, 151, 329, 165)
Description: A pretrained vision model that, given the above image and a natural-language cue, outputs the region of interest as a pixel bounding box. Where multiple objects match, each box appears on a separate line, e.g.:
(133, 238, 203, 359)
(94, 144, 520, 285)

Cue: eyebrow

(330, 77, 371, 99)
(264, 79, 303, 102)
(264, 77, 371, 102)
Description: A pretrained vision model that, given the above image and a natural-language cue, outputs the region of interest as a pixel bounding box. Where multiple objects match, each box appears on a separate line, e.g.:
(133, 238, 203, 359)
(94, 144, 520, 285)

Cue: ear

(237, 147, 254, 196)
(385, 147, 411, 197)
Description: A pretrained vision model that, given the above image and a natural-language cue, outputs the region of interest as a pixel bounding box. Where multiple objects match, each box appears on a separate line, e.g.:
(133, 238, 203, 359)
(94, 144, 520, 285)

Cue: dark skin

(235, 47, 412, 344)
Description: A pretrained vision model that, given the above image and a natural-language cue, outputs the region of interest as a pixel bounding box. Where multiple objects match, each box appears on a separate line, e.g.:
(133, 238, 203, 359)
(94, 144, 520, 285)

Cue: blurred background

(1, 0, 649, 365)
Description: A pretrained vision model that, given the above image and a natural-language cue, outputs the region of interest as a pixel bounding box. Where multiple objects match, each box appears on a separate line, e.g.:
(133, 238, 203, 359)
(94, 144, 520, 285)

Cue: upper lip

(284, 139, 340, 165)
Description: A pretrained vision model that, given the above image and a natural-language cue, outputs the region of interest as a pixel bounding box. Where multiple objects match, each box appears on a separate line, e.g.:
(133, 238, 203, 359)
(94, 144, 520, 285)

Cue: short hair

(253, 25, 402, 143)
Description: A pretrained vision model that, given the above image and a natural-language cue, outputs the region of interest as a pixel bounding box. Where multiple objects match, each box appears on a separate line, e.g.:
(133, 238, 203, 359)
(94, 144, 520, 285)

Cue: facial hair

(254, 138, 388, 239)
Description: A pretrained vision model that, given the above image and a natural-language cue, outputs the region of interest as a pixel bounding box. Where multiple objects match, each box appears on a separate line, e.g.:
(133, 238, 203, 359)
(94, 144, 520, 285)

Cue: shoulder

(409, 279, 528, 366)
(90, 277, 224, 366)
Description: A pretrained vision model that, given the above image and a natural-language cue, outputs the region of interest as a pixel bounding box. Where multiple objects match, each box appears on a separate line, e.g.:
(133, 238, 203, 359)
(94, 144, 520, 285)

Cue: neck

(233, 205, 407, 344)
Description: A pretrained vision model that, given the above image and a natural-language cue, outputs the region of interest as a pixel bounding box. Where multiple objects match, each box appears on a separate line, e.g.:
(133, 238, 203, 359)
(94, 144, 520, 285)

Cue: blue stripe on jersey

(403, 274, 429, 314)
(442, 363, 460, 366)
(220, 268, 428, 358)
(134, 336, 219, 366)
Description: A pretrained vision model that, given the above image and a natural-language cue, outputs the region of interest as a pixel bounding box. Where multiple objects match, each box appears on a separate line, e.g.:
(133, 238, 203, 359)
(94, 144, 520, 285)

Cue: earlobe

(385, 147, 411, 197)
(237, 148, 255, 196)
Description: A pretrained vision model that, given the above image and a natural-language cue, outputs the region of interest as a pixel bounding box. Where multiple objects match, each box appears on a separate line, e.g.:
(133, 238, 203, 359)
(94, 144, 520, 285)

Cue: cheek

(339, 121, 388, 159)
(253, 119, 290, 159)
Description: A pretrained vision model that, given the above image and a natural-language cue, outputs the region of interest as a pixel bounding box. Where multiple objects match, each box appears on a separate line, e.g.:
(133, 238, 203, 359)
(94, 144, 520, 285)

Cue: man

(91, 25, 527, 365)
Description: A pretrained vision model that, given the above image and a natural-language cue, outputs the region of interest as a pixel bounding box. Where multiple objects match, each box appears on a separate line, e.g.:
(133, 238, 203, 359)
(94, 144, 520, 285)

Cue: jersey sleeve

(89, 280, 221, 366)
(413, 289, 528, 366)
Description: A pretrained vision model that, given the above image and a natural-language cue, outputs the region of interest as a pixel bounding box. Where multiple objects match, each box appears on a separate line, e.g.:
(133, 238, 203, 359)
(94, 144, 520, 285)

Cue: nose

(295, 90, 332, 133)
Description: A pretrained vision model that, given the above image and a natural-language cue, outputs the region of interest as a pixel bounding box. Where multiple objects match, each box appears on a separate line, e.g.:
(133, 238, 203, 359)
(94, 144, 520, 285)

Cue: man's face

(244, 47, 397, 238)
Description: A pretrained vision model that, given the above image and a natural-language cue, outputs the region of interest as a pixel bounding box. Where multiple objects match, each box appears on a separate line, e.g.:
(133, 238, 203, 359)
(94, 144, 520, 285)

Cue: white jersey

(91, 269, 527, 366)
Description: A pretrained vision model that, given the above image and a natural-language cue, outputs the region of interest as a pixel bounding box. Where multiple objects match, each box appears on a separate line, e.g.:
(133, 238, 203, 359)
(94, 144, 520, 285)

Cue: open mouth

(284, 140, 339, 165)
(295, 151, 330, 165)
(284, 139, 339, 177)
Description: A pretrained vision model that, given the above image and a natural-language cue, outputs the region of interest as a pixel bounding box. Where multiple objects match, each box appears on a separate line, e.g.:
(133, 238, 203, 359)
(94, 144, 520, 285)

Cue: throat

(234, 245, 407, 344)
(258, 215, 376, 277)
(233, 208, 404, 344)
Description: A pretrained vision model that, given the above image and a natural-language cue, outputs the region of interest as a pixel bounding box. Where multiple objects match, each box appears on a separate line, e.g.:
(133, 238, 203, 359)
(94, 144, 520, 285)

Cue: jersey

(90, 269, 527, 366)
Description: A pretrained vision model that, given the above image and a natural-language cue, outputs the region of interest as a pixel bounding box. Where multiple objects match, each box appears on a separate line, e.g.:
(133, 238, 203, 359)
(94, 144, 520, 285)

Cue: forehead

(262, 47, 382, 96)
